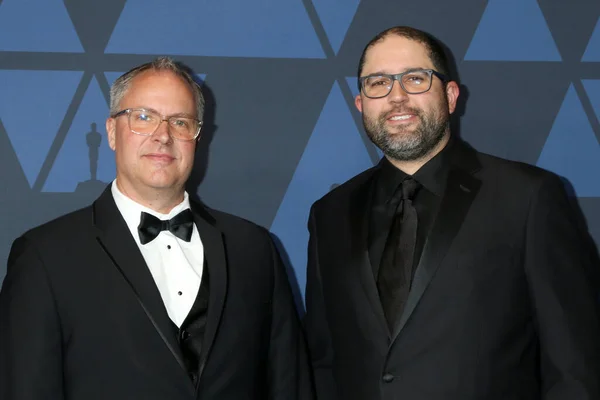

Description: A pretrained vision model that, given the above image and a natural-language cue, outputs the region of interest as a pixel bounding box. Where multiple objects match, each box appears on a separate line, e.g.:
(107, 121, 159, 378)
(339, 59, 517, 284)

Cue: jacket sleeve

(304, 205, 338, 400)
(0, 235, 65, 399)
(524, 173, 600, 399)
(266, 229, 315, 400)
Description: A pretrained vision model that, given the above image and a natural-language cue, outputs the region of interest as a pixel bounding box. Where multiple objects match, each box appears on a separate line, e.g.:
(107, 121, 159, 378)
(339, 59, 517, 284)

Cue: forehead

(362, 35, 434, 75)
(121, 70, 194, 107)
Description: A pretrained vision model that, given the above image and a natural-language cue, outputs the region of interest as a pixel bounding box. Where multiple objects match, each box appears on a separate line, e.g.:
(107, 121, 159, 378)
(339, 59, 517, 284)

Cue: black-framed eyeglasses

(111, 108, 202, 141)
(358, 69, 448, 99)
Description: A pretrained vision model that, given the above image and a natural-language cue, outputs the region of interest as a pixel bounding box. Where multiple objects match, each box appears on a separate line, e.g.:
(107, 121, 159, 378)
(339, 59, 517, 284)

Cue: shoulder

(8, 205, 94, 267)
(19, 205, 93, 244)
(475, 150, 563, 188)
(312, 165, 378, 211)
(191, 200, 271, 240)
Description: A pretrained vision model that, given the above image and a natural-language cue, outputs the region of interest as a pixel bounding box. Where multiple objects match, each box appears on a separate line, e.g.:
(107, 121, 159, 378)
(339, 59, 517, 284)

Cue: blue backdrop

(1, 0, 600, 307)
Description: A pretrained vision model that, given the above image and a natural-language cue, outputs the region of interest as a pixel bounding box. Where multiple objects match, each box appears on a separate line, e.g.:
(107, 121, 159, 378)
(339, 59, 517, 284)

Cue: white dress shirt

(111, 180, 204, 327)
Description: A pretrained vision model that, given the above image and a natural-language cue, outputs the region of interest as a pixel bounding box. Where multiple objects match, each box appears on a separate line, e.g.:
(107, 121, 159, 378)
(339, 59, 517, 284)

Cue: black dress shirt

(368, 139, 454, 281)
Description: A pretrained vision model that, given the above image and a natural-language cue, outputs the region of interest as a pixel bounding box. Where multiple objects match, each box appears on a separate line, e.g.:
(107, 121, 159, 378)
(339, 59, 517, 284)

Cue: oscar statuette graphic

(75, 122, 107, 196)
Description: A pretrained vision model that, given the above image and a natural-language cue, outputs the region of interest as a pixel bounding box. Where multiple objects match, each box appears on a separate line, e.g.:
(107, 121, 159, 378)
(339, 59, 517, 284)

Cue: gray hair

(109, 56, 205, 120)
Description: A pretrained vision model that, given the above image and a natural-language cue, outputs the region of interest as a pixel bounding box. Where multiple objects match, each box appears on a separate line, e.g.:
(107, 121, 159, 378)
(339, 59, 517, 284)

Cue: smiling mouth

(388, 115, 413, 121)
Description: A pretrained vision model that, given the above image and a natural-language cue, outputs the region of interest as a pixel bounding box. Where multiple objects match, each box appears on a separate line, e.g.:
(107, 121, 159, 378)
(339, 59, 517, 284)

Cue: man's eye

(404, 73, 428, 85)
(172, 119, 189, 128)
(367, 78, 390, 87)
(135, 113, 153, 122)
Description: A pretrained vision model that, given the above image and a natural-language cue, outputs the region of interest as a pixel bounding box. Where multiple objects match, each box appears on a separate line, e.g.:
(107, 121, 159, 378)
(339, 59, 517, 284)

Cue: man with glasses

(305, 26, 600, 400)
(0, 57, 312, 400)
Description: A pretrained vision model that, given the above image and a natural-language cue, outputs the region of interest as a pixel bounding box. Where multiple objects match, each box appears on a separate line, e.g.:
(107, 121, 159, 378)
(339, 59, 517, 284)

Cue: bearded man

(304, 26, 600, 400)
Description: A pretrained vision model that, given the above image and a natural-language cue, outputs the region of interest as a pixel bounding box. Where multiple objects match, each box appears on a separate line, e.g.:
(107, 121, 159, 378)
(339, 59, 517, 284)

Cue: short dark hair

(357, 26, 450, 82)
(110, 56, 205, 120)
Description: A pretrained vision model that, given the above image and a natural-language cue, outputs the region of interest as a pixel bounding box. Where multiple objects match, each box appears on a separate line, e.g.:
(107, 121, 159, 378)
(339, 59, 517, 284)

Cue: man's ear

(106, 118, 116, 151)
(445, 81, 460, 115)
(355, 94, 363, 113)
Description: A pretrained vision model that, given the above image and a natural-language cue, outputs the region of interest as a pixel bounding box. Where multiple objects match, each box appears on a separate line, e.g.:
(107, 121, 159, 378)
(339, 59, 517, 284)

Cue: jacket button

(180, 330, 190, 341)
(382, 373, 394, 383)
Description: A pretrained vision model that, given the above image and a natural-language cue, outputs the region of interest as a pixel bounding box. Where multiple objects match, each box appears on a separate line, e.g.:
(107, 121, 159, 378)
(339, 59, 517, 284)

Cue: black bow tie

(138, 209, 194, 245)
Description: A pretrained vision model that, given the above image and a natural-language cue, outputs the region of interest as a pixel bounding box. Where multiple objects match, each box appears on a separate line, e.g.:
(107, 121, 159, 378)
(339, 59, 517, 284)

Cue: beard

(362, 99, 450, 162)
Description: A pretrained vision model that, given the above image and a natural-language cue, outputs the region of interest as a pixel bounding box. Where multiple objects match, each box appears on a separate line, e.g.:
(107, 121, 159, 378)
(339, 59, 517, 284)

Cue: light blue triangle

(537, 84, 600, 197)
(0, 70, 83, 187)
(346, 76, 360, 98)
(104, 72, 125, 87)
(195, 74, 207, 87)
(43, 78, 116, 192)
(465, 0, 561, 61)
(582, 18, 600, 61)
(105, 0, 324, 58)
(312, 0, 360, 53)
(270, 82, 374, 299)
(583, 80, 600, 121)
(0, 0, 83, 52)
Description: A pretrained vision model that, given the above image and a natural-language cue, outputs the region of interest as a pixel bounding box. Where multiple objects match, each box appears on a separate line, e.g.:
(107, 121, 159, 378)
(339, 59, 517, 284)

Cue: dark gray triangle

(63, 0, 127, 54)
(538, 0, 600, 62)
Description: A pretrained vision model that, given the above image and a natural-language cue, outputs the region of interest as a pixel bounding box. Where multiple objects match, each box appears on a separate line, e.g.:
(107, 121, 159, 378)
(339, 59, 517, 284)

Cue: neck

(386, 133, 450, 175)
(116, 180, 185, 214)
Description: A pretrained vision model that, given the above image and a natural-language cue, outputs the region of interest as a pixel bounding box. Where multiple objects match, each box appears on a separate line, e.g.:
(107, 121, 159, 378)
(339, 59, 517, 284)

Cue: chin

(143, 176, 179, 190)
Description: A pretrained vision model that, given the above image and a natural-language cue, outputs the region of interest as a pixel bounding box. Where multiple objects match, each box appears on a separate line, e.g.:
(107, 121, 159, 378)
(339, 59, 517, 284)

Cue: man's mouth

(388, 114, 413, 121)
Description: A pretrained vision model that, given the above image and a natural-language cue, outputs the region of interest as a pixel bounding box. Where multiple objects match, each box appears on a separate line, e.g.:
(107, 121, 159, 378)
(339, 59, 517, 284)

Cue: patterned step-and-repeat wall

(1, 0, 600, 306)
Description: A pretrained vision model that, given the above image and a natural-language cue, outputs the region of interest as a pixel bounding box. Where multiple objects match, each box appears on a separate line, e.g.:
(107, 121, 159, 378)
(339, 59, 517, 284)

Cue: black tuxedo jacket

(305, 141, 600, 400)
(0, 188, 312, 400)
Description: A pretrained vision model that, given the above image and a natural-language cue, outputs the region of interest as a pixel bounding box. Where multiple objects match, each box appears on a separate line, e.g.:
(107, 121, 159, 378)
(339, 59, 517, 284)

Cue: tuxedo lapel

(92, 188, 187, 374)
(190, 202, 227, 379)
(346, 169, 389, 337)
(391, 143, 482, 342)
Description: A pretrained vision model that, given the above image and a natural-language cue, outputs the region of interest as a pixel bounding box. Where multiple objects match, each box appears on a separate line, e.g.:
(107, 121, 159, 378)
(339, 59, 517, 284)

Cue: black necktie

(138, 209, 194, 245)
(377, 177, 421, 332)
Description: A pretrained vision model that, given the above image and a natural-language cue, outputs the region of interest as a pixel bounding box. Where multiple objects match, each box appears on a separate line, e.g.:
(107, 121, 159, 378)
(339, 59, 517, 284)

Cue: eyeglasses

(358, 69, 447, 99)
(111, 108, 202, 141)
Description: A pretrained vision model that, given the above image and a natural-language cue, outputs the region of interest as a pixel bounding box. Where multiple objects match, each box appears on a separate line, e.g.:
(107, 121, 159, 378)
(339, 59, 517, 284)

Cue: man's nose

(387, 79, 410, 102)
(152, 119, 173, 143)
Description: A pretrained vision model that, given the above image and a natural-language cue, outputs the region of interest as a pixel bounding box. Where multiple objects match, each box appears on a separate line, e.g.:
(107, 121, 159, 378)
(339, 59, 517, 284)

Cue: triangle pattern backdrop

(537, 84, 600, 197)
(105, 0, 324, 58)
(44, 77, 116, 192)
(0, 0, 83, 52)
(464, 0, 561, 61)
(1, 0, 600, 291)
(0, 70, 83, 187)
(311, 0, 361, 54)
(582, 17, 600, 61)
(271, 82, 374, 297)
(583, 80, 600, 121)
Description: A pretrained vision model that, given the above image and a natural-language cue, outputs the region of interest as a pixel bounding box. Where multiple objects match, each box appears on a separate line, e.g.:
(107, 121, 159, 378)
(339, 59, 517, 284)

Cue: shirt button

(167, 245, 171, 249)
(180, 330, 190, 341)
(382, 373, 394, 383)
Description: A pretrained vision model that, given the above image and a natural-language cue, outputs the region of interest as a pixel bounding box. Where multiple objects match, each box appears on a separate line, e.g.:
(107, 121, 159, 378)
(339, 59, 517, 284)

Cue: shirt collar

(111, 180, 191, 244)
(377, 136, 455, 201)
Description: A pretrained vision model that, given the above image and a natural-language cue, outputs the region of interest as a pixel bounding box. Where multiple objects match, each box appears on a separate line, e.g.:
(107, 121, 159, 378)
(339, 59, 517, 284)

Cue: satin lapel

(347, 171, 389, 337)
(92, 188, 187, 373)
(190, 203, 227, 379)
(391, 167, 481, 342)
